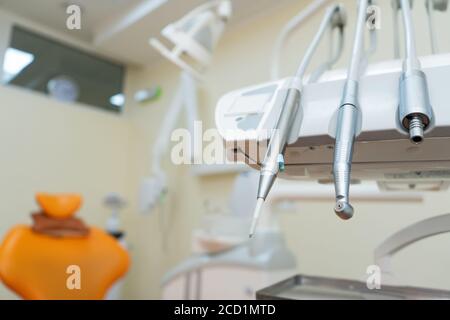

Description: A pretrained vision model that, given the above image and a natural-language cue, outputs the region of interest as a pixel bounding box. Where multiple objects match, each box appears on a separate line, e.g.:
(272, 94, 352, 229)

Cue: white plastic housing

(215, 54, 450, 190)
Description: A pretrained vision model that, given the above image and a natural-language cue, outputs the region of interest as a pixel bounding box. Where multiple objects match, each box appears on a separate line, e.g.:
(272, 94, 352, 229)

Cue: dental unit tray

(256, 274, 450, 300)
(216, 53, 450, 190)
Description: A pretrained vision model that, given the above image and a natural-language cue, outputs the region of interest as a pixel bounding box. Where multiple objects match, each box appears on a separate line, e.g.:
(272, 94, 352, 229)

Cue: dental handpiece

(398, 0, 434, 144)
(249, 84, 302, 238)
(333, 81, 359, 220)
(250, 4, 346, 237)
(332, 0, 369, 220)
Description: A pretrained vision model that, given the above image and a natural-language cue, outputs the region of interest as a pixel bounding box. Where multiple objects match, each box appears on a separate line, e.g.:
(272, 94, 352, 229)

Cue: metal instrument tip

(249, 198, 265, 238)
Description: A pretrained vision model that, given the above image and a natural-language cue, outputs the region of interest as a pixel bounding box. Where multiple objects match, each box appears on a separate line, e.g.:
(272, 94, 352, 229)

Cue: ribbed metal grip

(408, 116, 425, 144)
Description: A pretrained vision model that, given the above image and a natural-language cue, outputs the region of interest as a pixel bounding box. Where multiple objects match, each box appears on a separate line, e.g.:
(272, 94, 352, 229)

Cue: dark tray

(256, 274, 450, 300)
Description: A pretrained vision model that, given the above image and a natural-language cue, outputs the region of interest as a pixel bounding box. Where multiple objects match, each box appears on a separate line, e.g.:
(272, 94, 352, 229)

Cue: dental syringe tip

(249, 198, 265, 238)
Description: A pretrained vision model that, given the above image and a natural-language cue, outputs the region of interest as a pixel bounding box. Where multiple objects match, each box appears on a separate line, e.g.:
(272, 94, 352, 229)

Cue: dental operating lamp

(250, 4, 347, 237)
(150, 0, 232, 80)
(332, 0, 370, 220)
(397, 0, 434, 145)
(140, 0, 232, 213)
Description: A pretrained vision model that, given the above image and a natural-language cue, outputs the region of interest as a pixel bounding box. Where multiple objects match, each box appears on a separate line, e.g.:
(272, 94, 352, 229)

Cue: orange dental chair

(0, 193, 130, 300)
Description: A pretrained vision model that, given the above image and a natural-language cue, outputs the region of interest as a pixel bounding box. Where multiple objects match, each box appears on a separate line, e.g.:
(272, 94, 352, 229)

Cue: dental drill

(250, 5, 346, 237)
(398, 0, 434, 145)
(332, 0, 370, 220)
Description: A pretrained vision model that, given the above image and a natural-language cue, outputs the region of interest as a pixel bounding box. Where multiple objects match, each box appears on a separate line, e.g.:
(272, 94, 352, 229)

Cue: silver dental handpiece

(333, 80, 360, 220)
(250, 85, 302, 238)
(332, 0, 369, 220)
(250, 4, 347, 237)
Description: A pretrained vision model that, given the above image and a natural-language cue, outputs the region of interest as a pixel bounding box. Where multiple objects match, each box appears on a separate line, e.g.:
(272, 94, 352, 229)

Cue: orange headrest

(35, 193, 82, 219)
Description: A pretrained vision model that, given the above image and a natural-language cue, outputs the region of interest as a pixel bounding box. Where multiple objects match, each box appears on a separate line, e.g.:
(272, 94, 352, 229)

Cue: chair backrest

(0, 225, 129, 299)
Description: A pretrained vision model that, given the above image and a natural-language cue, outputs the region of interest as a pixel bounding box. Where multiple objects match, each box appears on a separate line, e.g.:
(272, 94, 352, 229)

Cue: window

(3, 26, 126, 113)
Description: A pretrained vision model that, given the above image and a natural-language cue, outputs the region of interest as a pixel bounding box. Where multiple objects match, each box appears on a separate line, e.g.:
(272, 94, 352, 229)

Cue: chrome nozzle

(408, 116, 425, 144)
(334, 198, 354, 220)
(398, 61, 433, 145)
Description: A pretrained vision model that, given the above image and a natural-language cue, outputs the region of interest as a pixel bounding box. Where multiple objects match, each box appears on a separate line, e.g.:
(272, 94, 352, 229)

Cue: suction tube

(271, 0, 331, 80)
(398, 0, 434, 145)
(332, 0, 370, 220)
(425, 0, 448, 54)
(250, 5, 346, 237)
(426, 0, 439, 54)
(392, 0, 401, 59)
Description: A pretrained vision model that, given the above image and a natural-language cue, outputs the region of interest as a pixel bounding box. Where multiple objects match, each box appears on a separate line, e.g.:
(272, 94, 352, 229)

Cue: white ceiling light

(2, 47, 34, 83)
(149, 0, 232, 79)
(110, 93, 125, 107)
